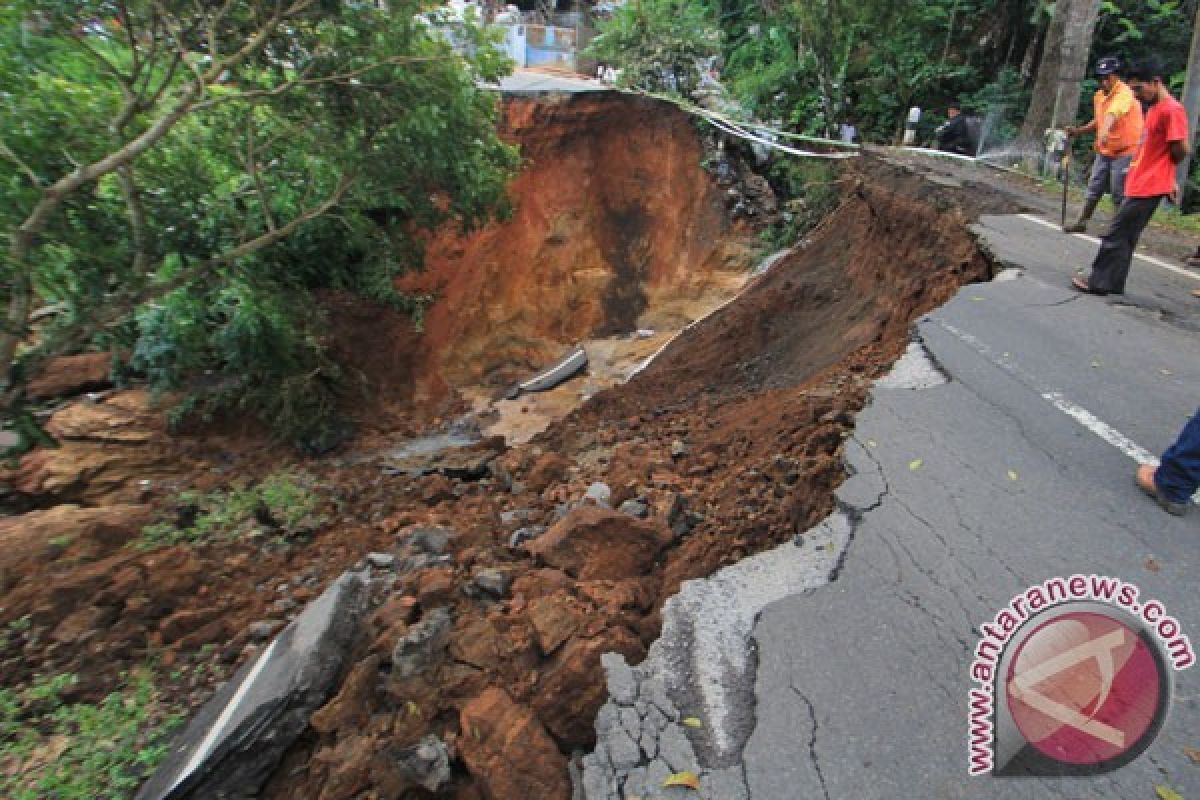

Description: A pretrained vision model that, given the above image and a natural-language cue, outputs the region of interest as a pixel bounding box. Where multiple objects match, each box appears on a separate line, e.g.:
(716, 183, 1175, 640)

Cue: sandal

(1071, 276, 1108, 295)
(1135, 464, 1187, 517)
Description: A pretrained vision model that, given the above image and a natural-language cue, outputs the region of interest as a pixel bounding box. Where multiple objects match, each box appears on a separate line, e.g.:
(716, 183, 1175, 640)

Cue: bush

(0, 670, 182, 800)
(137, 470, 327, 550)
(761, 160, 843, 250)
(586, 0, 721, 96)
(0, 2, 519, 443)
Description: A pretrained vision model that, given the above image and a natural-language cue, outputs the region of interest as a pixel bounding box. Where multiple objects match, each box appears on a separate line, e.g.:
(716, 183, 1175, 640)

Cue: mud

(0, 84, 1021, 800)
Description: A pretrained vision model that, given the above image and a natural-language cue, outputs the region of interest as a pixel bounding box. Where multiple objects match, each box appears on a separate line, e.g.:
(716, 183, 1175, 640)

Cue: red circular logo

(1005, 611, 1163, 766)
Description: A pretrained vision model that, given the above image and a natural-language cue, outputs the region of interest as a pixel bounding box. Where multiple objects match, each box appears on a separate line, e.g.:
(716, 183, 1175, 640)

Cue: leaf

(1155, 786, 1184, 800)
(663, 771, 701, 790)
(1184, 745, 1200, 764)
(1145, 557, 1162, 574)
(682, 717, 703, 728)
(406, 700, 420, 716)
(909, 459, 923, 471)
(1007, 470, 1019, 481)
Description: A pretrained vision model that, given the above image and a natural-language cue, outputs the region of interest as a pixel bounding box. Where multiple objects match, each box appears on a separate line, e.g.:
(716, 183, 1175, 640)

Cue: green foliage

(717, 0, 1044, 142)
(586, 0, 721, 95)
(722, 20, 800, 119)
(137, 469, 326, 550)
(958, 67, 1032, 153)
(0, 670, 182, 800)
(132, 278, 347, 448)
(760, 160, 843, 249)
(0, 1, 519, 442)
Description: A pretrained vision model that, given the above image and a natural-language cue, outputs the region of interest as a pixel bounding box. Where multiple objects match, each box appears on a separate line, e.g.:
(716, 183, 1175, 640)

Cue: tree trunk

(1177, 6, 1200, 208)
(1018, 0, 1102, 160)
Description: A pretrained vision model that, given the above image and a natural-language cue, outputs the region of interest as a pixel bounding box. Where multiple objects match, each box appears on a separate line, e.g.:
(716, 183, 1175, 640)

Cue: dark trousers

(1086, 195, 1163, 294)
(1157, 409, 1200, 504)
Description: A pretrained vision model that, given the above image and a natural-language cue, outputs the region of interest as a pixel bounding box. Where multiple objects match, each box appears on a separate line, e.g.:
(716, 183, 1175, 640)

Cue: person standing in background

(1072, 57, 1190, 295)
(1064, 57, 1144, 233)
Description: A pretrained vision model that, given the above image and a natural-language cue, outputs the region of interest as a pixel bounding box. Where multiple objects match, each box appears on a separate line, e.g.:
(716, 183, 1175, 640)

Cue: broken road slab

(739, 254, 1200, 797)
(137, 570, 367, 800)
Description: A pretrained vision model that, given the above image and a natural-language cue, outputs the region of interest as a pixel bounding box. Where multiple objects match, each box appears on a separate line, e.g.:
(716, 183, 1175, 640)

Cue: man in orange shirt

(1073, 56, 1190, 295)
(1064, 57, 1144, 233)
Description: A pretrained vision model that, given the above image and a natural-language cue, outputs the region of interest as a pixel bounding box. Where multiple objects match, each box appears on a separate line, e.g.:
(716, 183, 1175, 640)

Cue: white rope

(703, 115, 859, 160)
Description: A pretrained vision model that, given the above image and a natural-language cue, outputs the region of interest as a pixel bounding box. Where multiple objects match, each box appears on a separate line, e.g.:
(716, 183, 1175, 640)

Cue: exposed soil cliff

(398, 92, 758, 400)
(0, 87, 1021, 800)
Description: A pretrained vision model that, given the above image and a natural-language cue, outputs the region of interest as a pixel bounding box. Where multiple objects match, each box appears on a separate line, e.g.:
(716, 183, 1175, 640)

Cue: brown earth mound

(0, 140, 1018, 800)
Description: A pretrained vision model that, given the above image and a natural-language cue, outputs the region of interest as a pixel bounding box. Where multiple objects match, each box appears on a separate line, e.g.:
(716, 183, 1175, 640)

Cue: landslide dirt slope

(399, 92, 757, 401)
(0, 138, 1020, 799)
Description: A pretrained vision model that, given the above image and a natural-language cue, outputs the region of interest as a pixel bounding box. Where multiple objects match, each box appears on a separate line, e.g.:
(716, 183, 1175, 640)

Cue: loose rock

(391, 607, 454, 678)
(527, 506, 672, 581)
(459, 688, 571, 800)
(393, 734, 451, 792)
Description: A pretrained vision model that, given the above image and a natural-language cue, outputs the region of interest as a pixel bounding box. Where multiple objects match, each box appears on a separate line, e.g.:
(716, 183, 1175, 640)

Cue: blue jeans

(1156, 409, 1200, 504)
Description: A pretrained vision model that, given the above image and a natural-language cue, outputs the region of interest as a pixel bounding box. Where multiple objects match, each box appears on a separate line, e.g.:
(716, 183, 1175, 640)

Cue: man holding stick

(1072, 57, 1190, 296)
(1064, 57, 1144, 234)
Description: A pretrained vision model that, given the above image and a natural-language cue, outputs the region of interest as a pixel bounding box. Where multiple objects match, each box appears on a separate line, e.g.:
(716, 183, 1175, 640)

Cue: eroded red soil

(0, 93, 1016, 800)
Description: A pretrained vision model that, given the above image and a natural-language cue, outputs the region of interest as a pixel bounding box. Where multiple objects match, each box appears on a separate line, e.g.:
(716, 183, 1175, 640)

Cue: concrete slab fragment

(136, 570, 367, 800)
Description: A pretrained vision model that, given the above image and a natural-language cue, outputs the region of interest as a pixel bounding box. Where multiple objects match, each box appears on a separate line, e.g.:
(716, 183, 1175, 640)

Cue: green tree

(586, 0, 721, 95)
(0, 1, 518, 446)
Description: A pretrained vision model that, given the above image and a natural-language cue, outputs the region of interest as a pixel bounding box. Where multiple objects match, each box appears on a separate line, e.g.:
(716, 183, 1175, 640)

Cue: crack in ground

(790, 684, 831, 800)
(1022, 294, 1080, 308)
(845, 434, 891, 515)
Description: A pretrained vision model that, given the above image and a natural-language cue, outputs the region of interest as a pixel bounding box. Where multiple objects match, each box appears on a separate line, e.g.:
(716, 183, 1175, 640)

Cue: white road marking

(1016, 213, 1200, 282)
(1041, 392, 1159, 465)
(167, 638, 280, 794)
(932, 318, 1200, 503)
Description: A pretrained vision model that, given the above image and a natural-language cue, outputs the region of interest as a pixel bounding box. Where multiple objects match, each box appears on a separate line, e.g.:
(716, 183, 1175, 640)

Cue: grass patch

(137, 469, 327, 550)
(1032, 173, 1200, 238)
(0, 670, 182, 800)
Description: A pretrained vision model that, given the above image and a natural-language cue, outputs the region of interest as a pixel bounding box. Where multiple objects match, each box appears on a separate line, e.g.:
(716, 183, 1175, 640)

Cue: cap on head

(947, 99, 962, 111)
(1095, 56, 1120, 77)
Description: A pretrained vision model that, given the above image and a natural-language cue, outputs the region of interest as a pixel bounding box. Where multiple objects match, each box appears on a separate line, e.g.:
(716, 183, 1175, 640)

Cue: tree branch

(0, 138, 42, 187)
(189, 55, 448, 111)
(2, 1, 297, 383)
(207, 0, 239, 63)
(116, 1, 142, 81)
(70, 31, 129, 84)
(244, 116, 277, 232)
(15, 171, 356, 381)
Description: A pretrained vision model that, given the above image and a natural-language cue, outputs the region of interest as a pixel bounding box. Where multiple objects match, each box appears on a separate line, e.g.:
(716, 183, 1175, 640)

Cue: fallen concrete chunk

(136, 569, 368, 800)
(508, 345, 589, 398)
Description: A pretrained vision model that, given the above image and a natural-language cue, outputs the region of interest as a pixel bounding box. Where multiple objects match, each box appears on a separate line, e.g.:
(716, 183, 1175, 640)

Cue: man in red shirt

(1073, 57, 1191, 295)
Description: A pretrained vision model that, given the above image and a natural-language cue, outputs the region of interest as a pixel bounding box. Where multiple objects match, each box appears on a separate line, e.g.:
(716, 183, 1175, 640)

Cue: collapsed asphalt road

(741, 220, 1200, 798)
(583, 192, 1200, 799)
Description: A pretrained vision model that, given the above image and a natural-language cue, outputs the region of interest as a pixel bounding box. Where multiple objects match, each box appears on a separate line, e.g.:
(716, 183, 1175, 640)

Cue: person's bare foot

(1192, 288, 1200, 299)
(1071, 276, 1108, 295)
(1135, 464, 1187, 516)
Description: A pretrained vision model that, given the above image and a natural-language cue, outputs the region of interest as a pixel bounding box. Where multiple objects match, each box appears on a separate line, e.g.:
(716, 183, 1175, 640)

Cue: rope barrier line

(623, 87, 862, 159)
(703, 116, 859, 160)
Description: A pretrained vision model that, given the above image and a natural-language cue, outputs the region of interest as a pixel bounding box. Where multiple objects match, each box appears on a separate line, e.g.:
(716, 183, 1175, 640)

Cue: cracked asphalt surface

(739, 211, 1200, 798)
